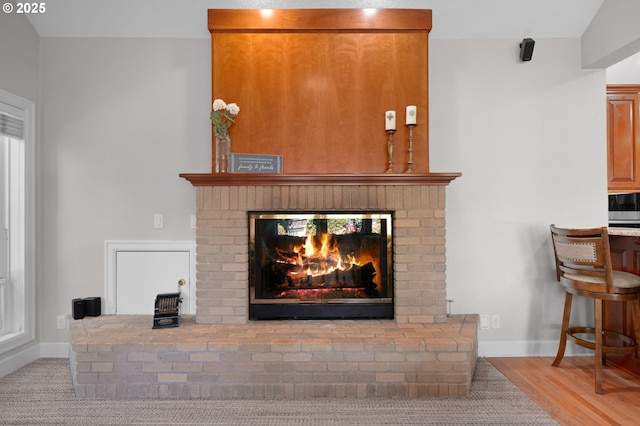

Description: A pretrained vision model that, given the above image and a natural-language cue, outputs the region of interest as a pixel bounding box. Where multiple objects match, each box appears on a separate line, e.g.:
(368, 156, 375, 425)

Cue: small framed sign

(229, 153, 283, 173)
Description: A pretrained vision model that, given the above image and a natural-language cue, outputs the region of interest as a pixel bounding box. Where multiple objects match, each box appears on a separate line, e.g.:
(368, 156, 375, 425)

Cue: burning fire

(275, 231, 380, 288)
(297, 232, 357, 276)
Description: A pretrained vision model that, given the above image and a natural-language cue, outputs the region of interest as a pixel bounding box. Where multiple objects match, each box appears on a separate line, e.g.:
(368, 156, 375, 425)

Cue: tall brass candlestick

(385, 130, 396, 173)
(405, 124, 416, 173)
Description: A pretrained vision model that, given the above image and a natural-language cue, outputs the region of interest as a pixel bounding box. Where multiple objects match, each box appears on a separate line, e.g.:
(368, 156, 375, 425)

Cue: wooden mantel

(179, 172, 460, 186)
(181, 10, 461, 186)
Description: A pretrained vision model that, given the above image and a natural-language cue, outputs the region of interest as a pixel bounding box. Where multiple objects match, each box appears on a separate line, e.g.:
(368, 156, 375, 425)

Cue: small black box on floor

(83, 297, 101, 316)
(72, 298, 85, 320)
(153, 292, 182, 329)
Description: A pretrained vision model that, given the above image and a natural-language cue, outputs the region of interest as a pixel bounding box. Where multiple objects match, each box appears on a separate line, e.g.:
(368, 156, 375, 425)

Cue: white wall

(0, 12, 39, 102)
(582, 0, 640, 68)
(607, 51, 640, 84)
(38, 38, 210, 342)
(429, 38, 607, 355)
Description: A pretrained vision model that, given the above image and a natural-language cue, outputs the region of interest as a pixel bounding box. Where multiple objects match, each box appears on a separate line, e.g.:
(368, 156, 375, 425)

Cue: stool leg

(553, 292, 572, 367)
(595, 298, 604, 394)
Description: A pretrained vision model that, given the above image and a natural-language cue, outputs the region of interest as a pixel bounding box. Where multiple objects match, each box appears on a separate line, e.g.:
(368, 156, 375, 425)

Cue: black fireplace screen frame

(248, 211, 394, 320)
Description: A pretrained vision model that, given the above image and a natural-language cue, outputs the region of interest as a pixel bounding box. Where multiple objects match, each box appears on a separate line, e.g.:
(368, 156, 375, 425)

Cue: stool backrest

(550, 225, 613, 294)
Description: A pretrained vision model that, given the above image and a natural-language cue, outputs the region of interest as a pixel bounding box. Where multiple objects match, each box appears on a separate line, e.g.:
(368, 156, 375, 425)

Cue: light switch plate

(480, 315, 490, 330)
(491, 314, 501, 329)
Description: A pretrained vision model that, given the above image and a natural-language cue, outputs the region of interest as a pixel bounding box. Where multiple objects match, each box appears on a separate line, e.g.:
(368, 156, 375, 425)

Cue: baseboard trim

(0, 344, 40, 379)
(0, 342, 69, 379)
(40, 342, 70, 358)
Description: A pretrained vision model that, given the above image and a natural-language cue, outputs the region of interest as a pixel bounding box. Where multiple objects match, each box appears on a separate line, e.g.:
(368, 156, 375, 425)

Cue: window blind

(0, 112, 23, 139)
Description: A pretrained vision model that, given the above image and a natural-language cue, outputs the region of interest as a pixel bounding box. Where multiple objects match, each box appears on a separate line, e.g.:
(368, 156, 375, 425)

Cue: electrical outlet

(56, 315, 66, 329)
(154, 213, 164, 229)
(480, 315, 490, 330)
(491, 314, 501, 329)
(190, 214, 197, 229)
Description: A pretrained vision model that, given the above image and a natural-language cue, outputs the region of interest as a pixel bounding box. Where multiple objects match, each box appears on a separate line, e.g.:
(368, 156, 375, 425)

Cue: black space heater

(152, 292, 182, 329)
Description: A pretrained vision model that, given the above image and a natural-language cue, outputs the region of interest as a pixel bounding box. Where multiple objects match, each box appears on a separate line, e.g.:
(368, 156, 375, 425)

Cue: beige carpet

(0, 357, 558, 425)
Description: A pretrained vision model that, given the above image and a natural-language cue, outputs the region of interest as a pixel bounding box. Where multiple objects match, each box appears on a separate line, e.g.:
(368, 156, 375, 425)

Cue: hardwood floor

(488, 357, 640, 426)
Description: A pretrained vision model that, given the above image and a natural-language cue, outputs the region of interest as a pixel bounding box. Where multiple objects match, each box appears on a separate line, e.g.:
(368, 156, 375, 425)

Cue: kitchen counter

(608, 227, 640, 237)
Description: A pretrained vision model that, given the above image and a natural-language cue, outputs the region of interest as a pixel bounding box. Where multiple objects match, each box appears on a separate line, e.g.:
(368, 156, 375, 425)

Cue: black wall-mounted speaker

(519, 38, 535, 61)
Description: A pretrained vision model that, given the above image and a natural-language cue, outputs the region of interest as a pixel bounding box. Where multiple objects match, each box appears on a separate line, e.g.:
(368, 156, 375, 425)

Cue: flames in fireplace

(275, 230, 380, 291)
(249, 212, 394, 320)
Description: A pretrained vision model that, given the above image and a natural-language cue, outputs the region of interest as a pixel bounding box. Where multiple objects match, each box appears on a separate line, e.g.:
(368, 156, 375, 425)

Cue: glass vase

(215, 134, 231, 173)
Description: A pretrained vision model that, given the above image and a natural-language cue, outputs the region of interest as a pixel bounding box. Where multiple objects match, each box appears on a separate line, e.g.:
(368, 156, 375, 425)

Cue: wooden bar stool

(549, 225, 640, 394)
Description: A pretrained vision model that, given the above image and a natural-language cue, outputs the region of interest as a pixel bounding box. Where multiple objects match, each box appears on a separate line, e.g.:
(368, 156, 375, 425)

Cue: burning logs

(267, 260, 380, 297)
(285, 261, 375, 288)
(260, 231, 384, 300)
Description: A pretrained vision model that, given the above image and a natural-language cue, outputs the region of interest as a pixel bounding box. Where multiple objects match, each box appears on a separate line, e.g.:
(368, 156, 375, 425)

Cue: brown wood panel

(608, 96, 637, 184)
(208, 9, 432, 31)
(609, 235, 640, 274)
(209, 9, 430, 174)
(606, 235, 640, 376)
(607, 85, 640, 192)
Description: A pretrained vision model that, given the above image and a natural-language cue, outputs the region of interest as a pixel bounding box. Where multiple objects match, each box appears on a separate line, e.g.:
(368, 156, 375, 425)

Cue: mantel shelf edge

(179, 173, 461, 186)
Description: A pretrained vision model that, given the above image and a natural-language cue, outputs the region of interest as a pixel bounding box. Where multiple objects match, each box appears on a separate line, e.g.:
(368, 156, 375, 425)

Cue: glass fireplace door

(249, 211, 393, 320)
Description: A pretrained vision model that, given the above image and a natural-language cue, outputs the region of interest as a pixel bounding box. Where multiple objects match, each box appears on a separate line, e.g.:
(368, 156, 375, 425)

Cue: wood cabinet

(607, 234, 640, 376)
(607, 85, 640, 192)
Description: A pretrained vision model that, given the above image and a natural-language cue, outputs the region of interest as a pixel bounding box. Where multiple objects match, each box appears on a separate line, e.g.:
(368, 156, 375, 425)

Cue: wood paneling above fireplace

(208, 9, 432, 174)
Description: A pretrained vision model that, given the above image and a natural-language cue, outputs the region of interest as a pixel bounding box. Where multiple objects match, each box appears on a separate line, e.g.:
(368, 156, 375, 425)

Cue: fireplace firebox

(249, 211, 393, 320)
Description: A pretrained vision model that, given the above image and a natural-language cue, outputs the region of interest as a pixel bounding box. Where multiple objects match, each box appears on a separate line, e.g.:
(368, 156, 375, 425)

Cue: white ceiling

(25, 0, 604, 40)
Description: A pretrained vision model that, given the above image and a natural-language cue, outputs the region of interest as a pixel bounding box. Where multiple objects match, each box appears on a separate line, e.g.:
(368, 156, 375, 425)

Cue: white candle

(385, 110, 396, 131)
(406, 105, 417, 125)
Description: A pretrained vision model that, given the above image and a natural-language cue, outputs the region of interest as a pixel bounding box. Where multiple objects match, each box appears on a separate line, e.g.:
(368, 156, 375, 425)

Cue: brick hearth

(69, 181, 478, 398)
(69, 314, 478, 398)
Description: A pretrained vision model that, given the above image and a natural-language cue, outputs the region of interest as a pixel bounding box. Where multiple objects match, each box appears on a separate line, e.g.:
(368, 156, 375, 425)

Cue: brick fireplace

(195, 182, 450, 325)
(68, 173, 481, 399)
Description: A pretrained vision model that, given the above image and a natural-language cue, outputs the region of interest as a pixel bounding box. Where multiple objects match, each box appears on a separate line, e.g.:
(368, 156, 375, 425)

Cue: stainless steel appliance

(608, 193, 640, 227)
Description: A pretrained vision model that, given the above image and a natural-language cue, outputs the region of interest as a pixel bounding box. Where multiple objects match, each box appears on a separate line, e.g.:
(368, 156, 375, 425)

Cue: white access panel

(104, 241, 196, 315)
(115, 251, 191, 315)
